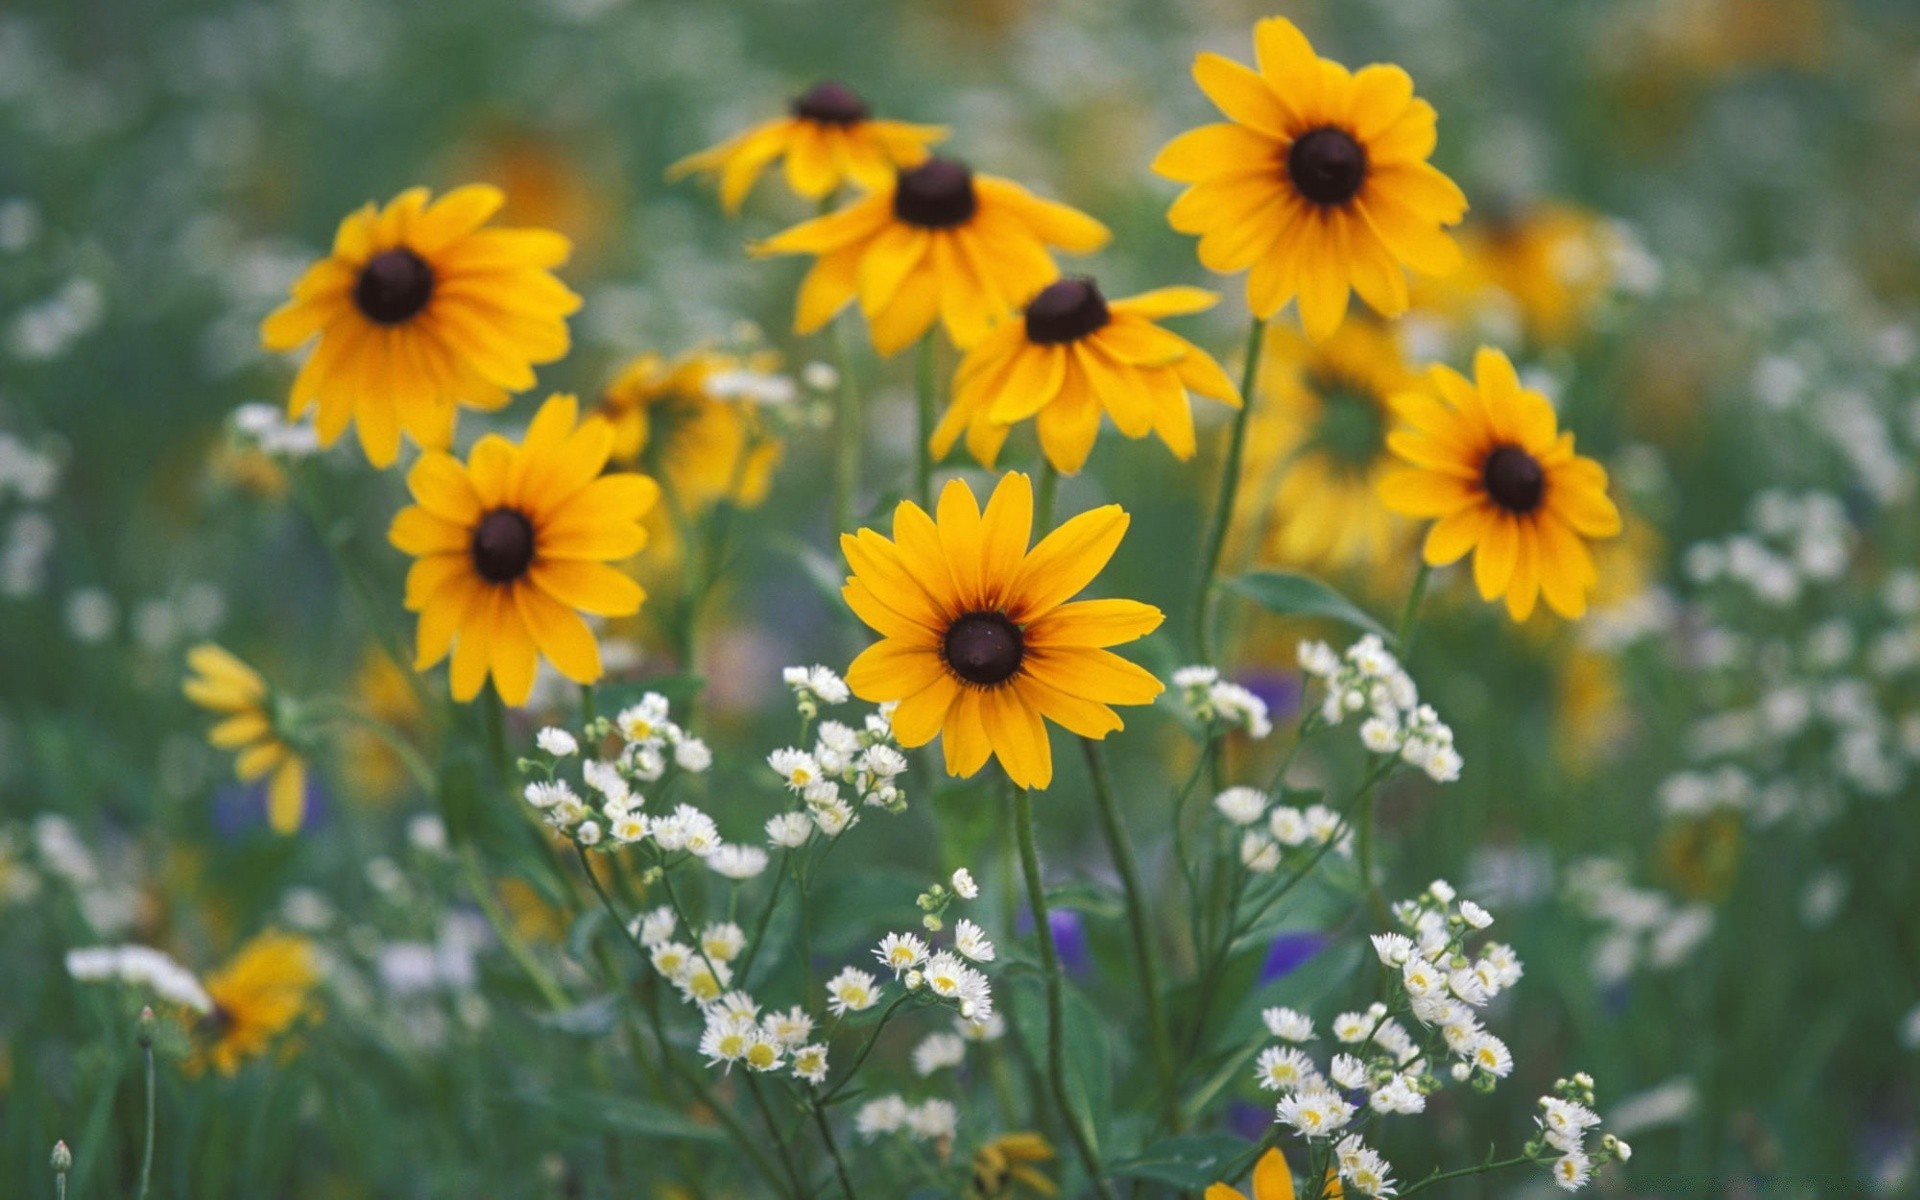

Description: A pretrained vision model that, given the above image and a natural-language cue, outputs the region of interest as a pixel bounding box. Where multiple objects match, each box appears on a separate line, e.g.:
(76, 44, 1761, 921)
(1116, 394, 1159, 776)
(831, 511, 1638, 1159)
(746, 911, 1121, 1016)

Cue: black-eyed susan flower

(753, 157, 1110, 355)
(1378, 346, 1621, 620)
(967, 1132, 1057, 1199)
(389, 394, 657, 706)
(183, 644, 308, 835)
(1152, 17, 1466, 342)
(932, 278, 1240, 474)
(1238, 319, 1416, 573)
(260, 185, 579, 467)
(597, 349, 782, 513)
(1416, 201, 1620, 348)
(192, 930, 320, 1077)
(841, 472, 1162, 790)
(669, 81, 946, 212)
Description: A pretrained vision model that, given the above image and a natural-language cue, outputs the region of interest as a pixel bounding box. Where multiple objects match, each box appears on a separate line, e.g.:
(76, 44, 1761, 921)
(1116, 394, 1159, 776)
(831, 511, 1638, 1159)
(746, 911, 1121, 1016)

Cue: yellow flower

(1379, 346, 1622, 620)
(841, 472, 1162, 790)
(1152, 17, 1466, 341)
(1417, 202, 1619, 347)
(1239, 319, 1416, 574)
(260, 185, 579, 467)
(183, 644, 308, 835)
(193, 931, 320, 1077)
(597, 349, 783, 512)
(389, 394, 658, 706)
(933, 279, 1240, 474)
(968, 1132, 1057, 1198)
(669, 81, 946, 212)
(753, 158, 1109, 355)
(1207, 1148, 1295, 1200)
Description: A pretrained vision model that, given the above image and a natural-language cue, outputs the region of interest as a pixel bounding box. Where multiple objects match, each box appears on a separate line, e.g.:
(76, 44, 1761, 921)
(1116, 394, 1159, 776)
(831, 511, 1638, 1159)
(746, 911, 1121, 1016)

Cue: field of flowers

(5, 0, 1920, 1196)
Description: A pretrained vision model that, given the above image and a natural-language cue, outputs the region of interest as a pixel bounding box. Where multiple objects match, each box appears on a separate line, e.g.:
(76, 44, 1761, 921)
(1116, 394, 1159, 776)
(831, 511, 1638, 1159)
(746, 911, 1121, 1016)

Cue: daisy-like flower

(1152, 17, 1467, 341)
(931, 278, 1239, 474)
(841, 472, 1163, 790)
(1263, 1006, 1315, 1042)
(183, 644, 308, 835)
(874, 931, 930, 976)
(1276, 1086, 1357, 1139)
(1378, 346, 1622, 620)
(826, 966, 882, 1016)
(389, 394, 658, 705)
(952, 918, 996, 962)
(753, 157, 1109, 355)
(1255, 1045, 1321, 1092)
(260, 185, 579, 466)
(669, 81, 945, 212)
(191, 931, 320, 1077)
(791, 1043, 830, 1085)
(1238, 320, 1418, 573)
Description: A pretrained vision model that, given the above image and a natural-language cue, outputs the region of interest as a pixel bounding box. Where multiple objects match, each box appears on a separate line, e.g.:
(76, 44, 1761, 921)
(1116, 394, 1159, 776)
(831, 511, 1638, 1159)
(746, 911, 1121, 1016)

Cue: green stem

(1080, 740, 1178, 1130)
(1034, 461, 1060, 533)
(1191, 316, 1267, 662)
(1396, 561, 1432, 655)
(809, 1093, 858, 1199)
(914, 332, 936, 510)
(464, 846, 570, 1011)
(481, 686, 511, 782)
(820, 993, 913, 1105)
(137, 1044, 155, 1200)
(833, 317, 863, 534)
(1012, 786, 1116, 1200)
(1397, 1153, 1540, 1196)
(735, 848, 792, 983)
(580, 683, 597, 725)
(744, 1075, 809, 1199)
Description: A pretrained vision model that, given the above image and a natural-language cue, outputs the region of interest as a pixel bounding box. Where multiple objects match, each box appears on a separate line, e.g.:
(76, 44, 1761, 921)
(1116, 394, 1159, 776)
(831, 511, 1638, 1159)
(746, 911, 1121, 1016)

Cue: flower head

(183, 644, 308, 834)
(754, 158, 1109, 355)
(261, 185, 578, 466)
(1379, 346, 1621, 620)
(596, 349, 783, 514)
(841, 473, 1163, 789)
(192, 931, 320, 1076)
(669, 81, 945, 212)
(1153, 19, 1466, 340)
(826, 966, 882, 1015)
(390, 395, 657, 705)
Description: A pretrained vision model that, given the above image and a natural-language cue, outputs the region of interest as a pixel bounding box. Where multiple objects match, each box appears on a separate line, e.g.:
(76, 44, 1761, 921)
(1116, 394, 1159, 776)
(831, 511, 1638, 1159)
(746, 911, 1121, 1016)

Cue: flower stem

(1191, 316, 1267, 661)
(1012, 785, 1117, 1200)
(833, 317, 863, 534)
(914, 332, 936, 510)
(745, 1075, 809, 1199)
(809, 1091, 859, 1199)
(464, 845, 570, 1011)
(1035, 460, 1060, 532)
(1397, 1152, 1540, 1196)
(1396, 561, 1432, 654)
(1080, 739, 1178, 1130)
(819, 993, 912, 1105)
(136, 1043, 155, 1200)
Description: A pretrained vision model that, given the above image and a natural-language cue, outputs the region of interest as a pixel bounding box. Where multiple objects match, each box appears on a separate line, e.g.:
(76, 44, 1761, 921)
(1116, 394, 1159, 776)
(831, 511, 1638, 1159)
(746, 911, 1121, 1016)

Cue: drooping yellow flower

(968, 1132, 1058, 1198)
(933, 279, 1240, 474)
(1379, 346, 1621, 620)
(669, 81, 946, 212)
(1152, 17, 1466, 341)
(1416, 202, 1620, 347)
(193, 931, 320, 1077)
(389, 394, 657, 706)
(842, 473, 1162, 790)
(183, 644, 308, 835)
(597, 349, 783, 513)
(260, 185, 579, 467)
(1206, 1148, 1296, 1200)
(1238, 319, 1416, 574)
(753, 158, 1109, 355)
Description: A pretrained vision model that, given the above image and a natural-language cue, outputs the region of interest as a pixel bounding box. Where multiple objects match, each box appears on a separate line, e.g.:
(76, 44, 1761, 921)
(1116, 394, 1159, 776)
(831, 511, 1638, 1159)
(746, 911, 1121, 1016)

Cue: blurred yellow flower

(934, 279, 1239, 474)
(339, 650, 425, 804)
(1153, 17, 1466, 341)
(1206, 1148, 1295, 1200)
(1417, 202, 1619, 347)
(842, 472, 1162, 789)
(389, 394, 658, 706)
(669, 81, 946, 212)
(597, 349, 783, 513)
(260, 185, 579, 467)
(1379, 346, 1621, 620)
(753, 158, 1109, 355)
(183, 644, 307, 835)
(1239, 319, 1416, 575)
(193, 930, 320, 1077)
(968, 1132, 1057, 1197)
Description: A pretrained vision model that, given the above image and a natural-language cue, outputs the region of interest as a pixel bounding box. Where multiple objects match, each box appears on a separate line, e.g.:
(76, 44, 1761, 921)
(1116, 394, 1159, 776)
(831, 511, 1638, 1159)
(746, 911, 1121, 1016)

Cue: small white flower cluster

(1683, 490, 1851, 607)
(1212, 786, 1349, 873)
(635, 907, 737, 1006)
(1298, 636, 1462, 783)
(65, 944, 213, 1013)
(1564, 859, 1714, 986)
(1375, 882, 1523, 1086)
(766, 701, 908, 843)
(1532, 1073, 1629, 1192)
(853, 1094, 957, 1143)
(868, 917, 996, 1021)
(784, 663, 851, 718)
(230, 401, 320, 458)
(1172, 665, 1273, 738)
(695, 990, 824, 1080)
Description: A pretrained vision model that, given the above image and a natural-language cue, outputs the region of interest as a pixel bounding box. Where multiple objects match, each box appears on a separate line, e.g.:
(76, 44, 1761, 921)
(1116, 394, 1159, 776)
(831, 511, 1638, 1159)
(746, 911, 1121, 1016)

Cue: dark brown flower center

(944, 611, 1023, 686)
(893, 158, 977, 229)
(472, 508, 536, 583)
(353, 248, 435, 325)
(1287, 127, 1368, 207)
(1024, 278, 1110, 344)
(791, 81, 869, 125)
(1482, 445, 1545, 514)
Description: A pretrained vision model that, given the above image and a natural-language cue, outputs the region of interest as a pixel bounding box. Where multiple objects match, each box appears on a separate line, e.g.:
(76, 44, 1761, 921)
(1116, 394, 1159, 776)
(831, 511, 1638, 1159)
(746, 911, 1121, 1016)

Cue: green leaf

(506, 1090, 729, 1143)
(1110, 1134, 1250, 1188)
(1222, 570, 1394, 643)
